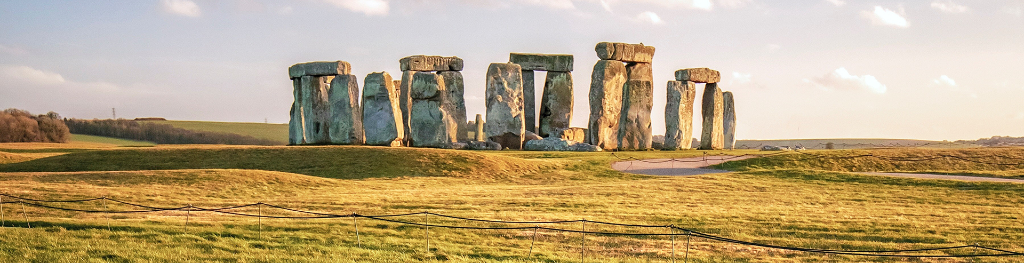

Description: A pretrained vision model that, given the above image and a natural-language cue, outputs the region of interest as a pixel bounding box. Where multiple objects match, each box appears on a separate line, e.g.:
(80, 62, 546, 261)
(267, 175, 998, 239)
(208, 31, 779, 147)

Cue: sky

(1, 0, 1022, 141)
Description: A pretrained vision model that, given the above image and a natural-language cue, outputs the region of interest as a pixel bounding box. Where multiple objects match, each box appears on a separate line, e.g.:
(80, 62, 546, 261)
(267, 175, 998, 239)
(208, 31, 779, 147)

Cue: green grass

(736, 138, 978, 149)
(140, 120, 288, 144)
(716, 147, 1024, 178)
(1, 146, 1023, 262)
(71, 134, 156, 147)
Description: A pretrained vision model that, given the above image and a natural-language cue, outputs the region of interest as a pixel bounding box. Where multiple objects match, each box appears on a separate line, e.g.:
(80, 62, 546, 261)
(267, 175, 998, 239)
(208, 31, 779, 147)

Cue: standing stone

(289, 78, 304, 145)
(410, 72, 457, 148)
(329, 75, 363, 145)
(594, 42, 656, 63)
(392, 80, 402, 94)
(484, 63, 525, 150)
(300, 75, 332, 144)
(538, 71, 573, 138)
(522, 70, 536, 133)
(439, 71, 468, 142)
(626, 62, 653, 81)
(723, 91, 736, 150)
(587, 60, 626, 150)
(555, 127, 586, 143)
(362, 72, 404, 146)
(699, 83, 725, 150)
(675, 68, 721, 83)
(664, 81, 697, 150)
(618, 80, 653, 150)
(398, 70, 417, 145)
(474, 114, 485, 141)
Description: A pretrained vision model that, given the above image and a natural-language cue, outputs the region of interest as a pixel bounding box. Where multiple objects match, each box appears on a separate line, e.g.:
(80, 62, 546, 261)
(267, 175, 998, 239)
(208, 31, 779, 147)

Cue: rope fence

(0, 193, 1021, 260)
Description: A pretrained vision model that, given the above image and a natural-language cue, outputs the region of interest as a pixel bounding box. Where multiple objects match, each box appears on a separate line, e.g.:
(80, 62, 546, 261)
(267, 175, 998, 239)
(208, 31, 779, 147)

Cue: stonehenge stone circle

(675, 68, 721, 83)
(400, 55, 464, 71)
(595, 42, 655, 63)
(524, 137, 601, 152)
(484, 63, 525, 150)
(362, 72, 404, 146)
(626, 62, 653, 82)
(289, 61, 351, 79)
(329, 74, 364, 145)
(289, 78, 304, 145)
(398, 70, 417, 145)
(509, 53, 574, 72)
(521, 70, 536, 133)
(300, 75, 332, 144)
(409, 72, 458, 148)
(723, 91, 736, 150)
(699, 83, 725, 150)
(618, 80, 654, 150)
(538, 71, 573, 138)
(664, 81, 697, 150)
(439, 71, 468, 142)
(587, 60, 626, 150)
(474, 114, 485, 141)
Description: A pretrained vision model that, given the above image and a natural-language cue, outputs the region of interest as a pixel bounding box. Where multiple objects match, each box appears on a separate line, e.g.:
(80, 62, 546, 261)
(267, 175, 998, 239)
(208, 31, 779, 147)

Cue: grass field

(717, 148, 1024, 178)
(71, 134, 156, 147)
(139, 120, 288, 144)
(0, 146, 1022, 262)
(734, 138, 978, 150)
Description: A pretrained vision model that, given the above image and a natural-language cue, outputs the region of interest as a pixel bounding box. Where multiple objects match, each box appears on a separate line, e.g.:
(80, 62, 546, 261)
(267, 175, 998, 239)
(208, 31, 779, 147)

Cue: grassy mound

(716, 147, 1024, 177)
(0, 146, 561, 180)
(70, 134, 155, 147)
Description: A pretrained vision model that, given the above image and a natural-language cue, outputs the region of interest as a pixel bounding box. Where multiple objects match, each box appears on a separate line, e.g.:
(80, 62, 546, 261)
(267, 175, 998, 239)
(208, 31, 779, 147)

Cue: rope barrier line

(1, 193, 1022, 258)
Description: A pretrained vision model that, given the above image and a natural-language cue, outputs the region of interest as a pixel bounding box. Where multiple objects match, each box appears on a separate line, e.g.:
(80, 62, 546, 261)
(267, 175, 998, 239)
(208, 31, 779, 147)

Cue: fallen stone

(442, 142, 467, 150)
(538, 71, 573, 138)
(674, 68, 721, 83)
(618, 80, 653, 150)
(664, 81, 697, 150)
(474, 114, 485, 141)
(362, 72, 404, 147)
(524, 131, 542, 143)
(594, 42, 655, 63)
(289, 61, 351, 79)
(723, 91, 736, 150)
(410, 72, 457, 148)
(626, 62, 653, 81)
(329, 74, 364, 145)
(300, 75, 332, 144)
(400, 55, 464, 71)
(555, 127, 586, 143)
(699, 83, 725, 150)
(522, 70, 536, 133)
(398, 70, 417, 145)
(439, 71, 468, 142)
(587, 60, 627, 150)
(524, 137, 602, 152)
(484, 63, 525, 150)
(509, 53, 574, 72)
(466, 140, 502, 150)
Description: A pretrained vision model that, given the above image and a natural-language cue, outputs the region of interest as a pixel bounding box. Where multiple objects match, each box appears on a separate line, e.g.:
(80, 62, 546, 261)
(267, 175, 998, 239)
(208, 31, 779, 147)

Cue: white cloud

(0, 65, 120, 93)
(862, 6, 909, 28)
(516, 0, 576, 9)
(691, 0, 713, 10)
(600, 0, 613, 13)
(160, 0, 201, 17)
(323, 0, 389, 16)
(1003, 6, 1022, 16)
(825, 0, 845, 6)
(805, 67, 888, 94)
(933, 75, 957, 86)
(0, 44, 28, 56)
(731, 72, 752, 84)
(279, 6, 294, 15)
(765, 44, 780, 52)
(637, 11, 664, 24)
(931, 1, 968, 14)
(715, 0, 750, 9)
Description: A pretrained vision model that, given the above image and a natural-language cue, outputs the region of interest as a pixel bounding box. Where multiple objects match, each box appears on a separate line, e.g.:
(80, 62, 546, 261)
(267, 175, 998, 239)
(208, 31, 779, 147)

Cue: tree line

(64, 118, 281, 145)
(0, 108, 71, 143)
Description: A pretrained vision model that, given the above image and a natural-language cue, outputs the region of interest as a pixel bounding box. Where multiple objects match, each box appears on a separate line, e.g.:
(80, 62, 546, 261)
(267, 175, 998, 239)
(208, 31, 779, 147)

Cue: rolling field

(734, 138, 978, 150)
(0, 146, 1022, 262)
(139, 120, 288, 144)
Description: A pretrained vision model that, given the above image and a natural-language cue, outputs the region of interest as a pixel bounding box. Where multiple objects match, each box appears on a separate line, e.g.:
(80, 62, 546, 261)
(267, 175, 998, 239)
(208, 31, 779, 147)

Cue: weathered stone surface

(442, 142, 467, 150)
(723, 91, 736, 150)
(410, 72, 457, 148)
(400, 55, 464, 71)
(466, 140, 502, 150)
(587, 60, 627, 150)
(329, 75, 363, 145)
(699, 83, 725, 150)
(392, 80, 401, 94)
(398, 70, 417, 145)
(509, 53, 574, 72)
(300, 75, 332, 144)
(484, 63, 525, 150)
(289, 78, 304, 145)
(522, 70, 536, 133)
(439, 71, 468, 142)
(626, 62, 653, 81)
(674, 68, 721, 83)
(289, 61, 351, 79)
(555, 127, 586, 143)
(474, 114, 485, 141)
(664, 81, 697, 150)
(618, 80, 653, 150)
(538, 71, 573, 138)
(524, 131, 542, 143)
(524, 137, 602, 152)
(362, 72, 404, 146)
(594, 42, 655, 63)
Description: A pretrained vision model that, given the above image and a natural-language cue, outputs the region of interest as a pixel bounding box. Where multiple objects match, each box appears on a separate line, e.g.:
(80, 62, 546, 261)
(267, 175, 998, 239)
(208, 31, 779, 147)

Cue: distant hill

(735, 139, 978, 150)
(138, 120, 288, 145)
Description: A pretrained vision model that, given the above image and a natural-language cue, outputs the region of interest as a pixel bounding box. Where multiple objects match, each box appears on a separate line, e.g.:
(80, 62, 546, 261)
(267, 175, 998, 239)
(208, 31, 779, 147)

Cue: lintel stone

(674, 68, 721, 83)
(509, 53, 574, 72)
(289, 61, 352, 79)
(400, 55, 464, 71)
(594, 42, 655, 63)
